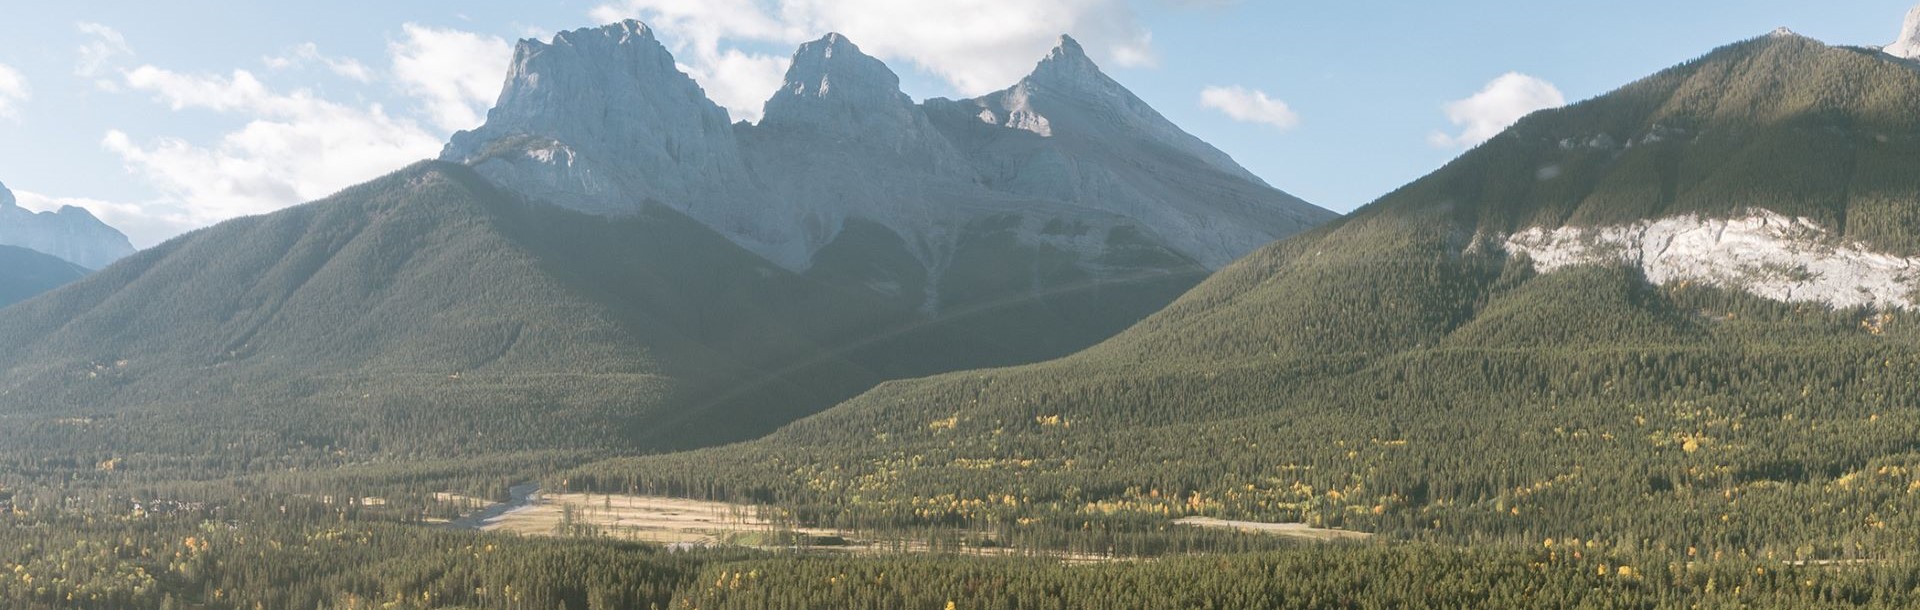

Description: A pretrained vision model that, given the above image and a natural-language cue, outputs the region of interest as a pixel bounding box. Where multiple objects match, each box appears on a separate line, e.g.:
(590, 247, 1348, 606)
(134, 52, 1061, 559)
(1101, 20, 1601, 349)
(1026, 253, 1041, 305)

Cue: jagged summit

(1887, 4, 1920, 59)
(1769, 26, 1798, 38)
(556, 18, 653, 45)
(760, 33, 917, 132)
(445, 20, 1331, 276)
(441, 20, 754, 219)
(0, 180, 135, 270)
(1027, 35, 1103, 86)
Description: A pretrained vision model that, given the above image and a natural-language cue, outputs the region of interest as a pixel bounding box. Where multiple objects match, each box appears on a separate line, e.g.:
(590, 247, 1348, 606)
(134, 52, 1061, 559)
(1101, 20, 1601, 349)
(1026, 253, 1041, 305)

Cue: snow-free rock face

(742, 34, 976, 269)
(923, 36, 1328, 268)
(1887, 4, 1920, 59)
(1505, 211, 1920, 310)
(761, 34, 935, 144)
(446, 23, 1334, 292)
(0, 181, 135, 270)
(1011, 36, 1267, 186)
(441, 21, 756, 221)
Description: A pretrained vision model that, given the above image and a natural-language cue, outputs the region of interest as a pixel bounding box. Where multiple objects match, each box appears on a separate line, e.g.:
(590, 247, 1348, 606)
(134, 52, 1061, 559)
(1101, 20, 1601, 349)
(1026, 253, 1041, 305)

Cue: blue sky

(0, 0, 1915, 246)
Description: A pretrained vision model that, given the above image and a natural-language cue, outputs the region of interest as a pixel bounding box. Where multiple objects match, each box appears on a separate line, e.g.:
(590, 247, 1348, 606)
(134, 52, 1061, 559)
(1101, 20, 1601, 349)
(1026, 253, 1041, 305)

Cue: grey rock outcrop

(444, 22, 1336, 298)
(1888, 4, 1920, 59)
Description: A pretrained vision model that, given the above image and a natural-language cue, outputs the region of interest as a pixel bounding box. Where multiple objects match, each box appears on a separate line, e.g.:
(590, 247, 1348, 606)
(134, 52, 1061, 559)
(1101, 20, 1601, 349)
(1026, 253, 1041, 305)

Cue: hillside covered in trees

(0, 160, 1211, 472)
(9, 22, 1920, 610)
(567, 33, 1920, 562)
(0, 246, 86, 309)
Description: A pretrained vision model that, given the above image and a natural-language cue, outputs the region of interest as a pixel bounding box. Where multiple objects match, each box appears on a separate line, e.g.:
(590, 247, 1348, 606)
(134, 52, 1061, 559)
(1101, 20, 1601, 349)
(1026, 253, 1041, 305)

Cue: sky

(0, 0, 1916, 247)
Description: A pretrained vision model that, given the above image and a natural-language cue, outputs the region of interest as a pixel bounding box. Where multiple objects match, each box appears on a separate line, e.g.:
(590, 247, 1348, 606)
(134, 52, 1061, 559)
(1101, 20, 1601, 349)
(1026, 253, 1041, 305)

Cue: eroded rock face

(443, 23, 1335, 303)
(1887, 4, 1920, 59)
(441, 20, 755, 219)
(1505, 211, 1920, 309)
(923, 35, 1326, 269)
(0, 181, 135, 270)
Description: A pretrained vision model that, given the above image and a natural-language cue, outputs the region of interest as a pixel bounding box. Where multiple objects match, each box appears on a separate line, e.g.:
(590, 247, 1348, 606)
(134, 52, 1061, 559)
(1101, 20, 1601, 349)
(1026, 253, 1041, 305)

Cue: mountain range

(444, 23, 1328, 298)
(572, 30, 1920, 558)
(0, 180, 134, 270)
(0, 22, 1329, 464)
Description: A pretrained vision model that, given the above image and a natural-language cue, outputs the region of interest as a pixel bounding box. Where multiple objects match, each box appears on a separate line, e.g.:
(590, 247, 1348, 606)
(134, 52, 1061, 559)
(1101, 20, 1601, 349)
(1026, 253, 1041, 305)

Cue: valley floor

(457, 491, 1358, 561)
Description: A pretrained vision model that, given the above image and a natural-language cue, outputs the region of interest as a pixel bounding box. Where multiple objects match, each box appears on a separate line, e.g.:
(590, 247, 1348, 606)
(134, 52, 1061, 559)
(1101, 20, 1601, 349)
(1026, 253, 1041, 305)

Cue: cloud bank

(66, 22, 512, 247)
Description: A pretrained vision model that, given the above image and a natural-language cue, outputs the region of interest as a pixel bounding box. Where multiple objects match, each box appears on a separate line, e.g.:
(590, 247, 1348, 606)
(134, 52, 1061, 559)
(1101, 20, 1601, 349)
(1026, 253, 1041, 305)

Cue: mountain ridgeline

(0, 22, 1327, 466)
(0, 180, 135, 270)
(0, 245, 86, 308)
(443, 22, 1330, 283)
(569, 32, 1920, 559)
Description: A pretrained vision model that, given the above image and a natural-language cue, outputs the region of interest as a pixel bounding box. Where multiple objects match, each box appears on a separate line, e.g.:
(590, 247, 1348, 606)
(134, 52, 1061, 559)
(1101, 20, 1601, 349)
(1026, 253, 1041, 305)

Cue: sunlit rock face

(444, 23, 1335, 307)
(1505, 211, 1920, 310)
(1886, 4, 1920, 59)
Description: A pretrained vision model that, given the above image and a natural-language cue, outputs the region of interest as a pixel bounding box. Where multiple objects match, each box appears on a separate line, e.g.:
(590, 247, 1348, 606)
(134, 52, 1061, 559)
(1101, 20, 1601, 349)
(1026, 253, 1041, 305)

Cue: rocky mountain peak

(1887, 4, 1920, 59)
(1024, 35, 1108, 92)
(441, 20, 754, 218)
(558, 19, 653, 45)
(760, 33, 915, 130)
(468, 19, 712, 135)
(0, 179, 135, 269)
(444, 20, 1329, 276)
(1045, 35, 1090, 63)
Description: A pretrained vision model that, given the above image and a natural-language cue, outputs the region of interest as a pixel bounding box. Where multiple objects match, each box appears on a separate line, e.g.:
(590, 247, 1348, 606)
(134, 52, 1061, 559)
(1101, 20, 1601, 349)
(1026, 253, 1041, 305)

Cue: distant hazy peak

(0, 179, 136, 269)
(1888, 4, 1920, 59)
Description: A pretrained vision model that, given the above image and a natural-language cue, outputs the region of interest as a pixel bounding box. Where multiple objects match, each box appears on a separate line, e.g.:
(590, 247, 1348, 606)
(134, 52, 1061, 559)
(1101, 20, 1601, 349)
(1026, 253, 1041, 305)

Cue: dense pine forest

(560, 33, 1920, 563)
(8, 500, 1920, 610)
(9, 27, 1920, 610)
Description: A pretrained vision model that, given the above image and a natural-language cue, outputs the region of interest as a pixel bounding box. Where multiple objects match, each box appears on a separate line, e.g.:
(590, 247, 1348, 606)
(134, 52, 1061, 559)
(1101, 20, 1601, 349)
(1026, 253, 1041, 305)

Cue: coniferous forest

(9, 16, 1920, 610)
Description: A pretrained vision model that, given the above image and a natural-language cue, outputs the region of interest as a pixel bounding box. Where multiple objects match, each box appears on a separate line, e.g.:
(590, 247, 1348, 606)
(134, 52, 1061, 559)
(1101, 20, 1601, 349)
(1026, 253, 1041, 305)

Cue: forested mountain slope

(571, 33, 1920, 561)
(0, 245, 86, 308)
(0, 21, 1346, 470)
(0, 163, 881, 459)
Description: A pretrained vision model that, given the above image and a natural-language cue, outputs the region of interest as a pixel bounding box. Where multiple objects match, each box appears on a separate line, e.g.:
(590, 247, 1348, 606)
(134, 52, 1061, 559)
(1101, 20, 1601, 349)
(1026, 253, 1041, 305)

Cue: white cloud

(683, 49, 791, 123)
(85, 23, 520, 245)
(75, 22, 133, 84)
(1199, 85, 1298, 130)
(390, 24, 514, 131)
(588, 0, 1159, 119)
(264, 43, 375, 83)
(107, 65, 443, 230)
(11, 190, 195, 249)
(0, 63, 28, 120)
(1429, 72, 1565, 148)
